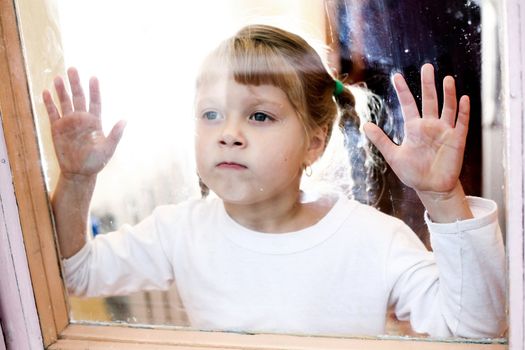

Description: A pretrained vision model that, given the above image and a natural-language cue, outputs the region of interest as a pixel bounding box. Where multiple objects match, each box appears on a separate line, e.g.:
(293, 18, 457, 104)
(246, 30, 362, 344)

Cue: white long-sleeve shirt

(63, 195, 506, 338)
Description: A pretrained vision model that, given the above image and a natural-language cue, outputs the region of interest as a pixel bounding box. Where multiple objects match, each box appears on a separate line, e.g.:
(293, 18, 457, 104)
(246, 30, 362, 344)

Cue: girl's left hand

(364, 63, 472, 221)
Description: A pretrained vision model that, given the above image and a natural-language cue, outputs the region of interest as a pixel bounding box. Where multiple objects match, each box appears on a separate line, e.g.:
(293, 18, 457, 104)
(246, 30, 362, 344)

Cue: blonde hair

(197, 24, 385, 203)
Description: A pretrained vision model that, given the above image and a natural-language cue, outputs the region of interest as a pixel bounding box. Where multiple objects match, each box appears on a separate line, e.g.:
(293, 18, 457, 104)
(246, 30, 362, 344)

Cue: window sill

(47, 324, 507, 350)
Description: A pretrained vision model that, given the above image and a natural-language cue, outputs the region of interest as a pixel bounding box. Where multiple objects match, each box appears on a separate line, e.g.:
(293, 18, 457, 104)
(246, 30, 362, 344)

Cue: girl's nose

(219, 121, 246, 148)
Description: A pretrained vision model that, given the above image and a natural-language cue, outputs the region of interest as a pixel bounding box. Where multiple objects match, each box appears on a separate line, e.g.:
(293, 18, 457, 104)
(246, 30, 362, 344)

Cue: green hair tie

(334, 79, 344, 97)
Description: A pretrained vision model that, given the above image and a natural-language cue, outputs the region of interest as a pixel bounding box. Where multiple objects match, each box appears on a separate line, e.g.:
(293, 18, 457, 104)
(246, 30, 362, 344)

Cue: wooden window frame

(0, 0, 522, 348)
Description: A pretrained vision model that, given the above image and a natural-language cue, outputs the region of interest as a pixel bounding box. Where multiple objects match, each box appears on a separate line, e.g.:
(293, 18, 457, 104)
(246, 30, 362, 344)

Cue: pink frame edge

(504, 0, 525, 348)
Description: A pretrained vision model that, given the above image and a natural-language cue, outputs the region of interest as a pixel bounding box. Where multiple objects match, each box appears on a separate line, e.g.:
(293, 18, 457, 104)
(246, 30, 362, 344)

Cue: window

(0, 0, 522, 348)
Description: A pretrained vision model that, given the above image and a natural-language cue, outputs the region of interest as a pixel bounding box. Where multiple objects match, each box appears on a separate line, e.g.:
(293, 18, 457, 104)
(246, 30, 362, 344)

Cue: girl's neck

(223, 190, 334, 233)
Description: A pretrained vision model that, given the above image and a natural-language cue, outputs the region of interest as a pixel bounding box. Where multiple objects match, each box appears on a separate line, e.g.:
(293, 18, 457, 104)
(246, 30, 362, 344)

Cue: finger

(67, 67, 86, 111)
(393, 73, 420, 123)
(53, 76, 73, 116)
(89, 77, 101, 118)
(455, 95, 470, 137)
(441, 76, 458, 126)
(42, 90, 60, 123)
(104, 120, 127, 158)
(421, 63, 439, 119)
(363, 122, 397, 164)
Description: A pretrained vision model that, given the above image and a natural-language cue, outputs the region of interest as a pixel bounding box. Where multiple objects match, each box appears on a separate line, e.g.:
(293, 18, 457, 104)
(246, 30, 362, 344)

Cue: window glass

(17, 0, 506, 343)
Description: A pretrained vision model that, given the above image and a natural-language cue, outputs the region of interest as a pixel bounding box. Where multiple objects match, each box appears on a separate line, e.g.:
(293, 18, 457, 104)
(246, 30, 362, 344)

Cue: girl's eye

(249, 112, 274, 122)
(202, 111, 222, 120)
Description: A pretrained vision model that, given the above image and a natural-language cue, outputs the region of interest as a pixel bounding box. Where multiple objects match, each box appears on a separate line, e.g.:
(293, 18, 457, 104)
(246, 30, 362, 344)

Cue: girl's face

(194, 76, 322, 206)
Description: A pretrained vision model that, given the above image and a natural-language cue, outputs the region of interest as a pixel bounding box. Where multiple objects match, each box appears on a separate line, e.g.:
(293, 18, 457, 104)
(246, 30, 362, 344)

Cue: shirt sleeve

(387, 196, 506, 338)
(62, 207, 175, 297)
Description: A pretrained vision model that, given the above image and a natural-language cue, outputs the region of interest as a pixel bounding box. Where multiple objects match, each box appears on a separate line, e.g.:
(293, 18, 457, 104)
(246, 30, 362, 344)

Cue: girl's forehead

(195, 68, 233, 88)
(196, 77, 289, 104)
(194, 55, 301, 109)
(196, 51, 299, 90)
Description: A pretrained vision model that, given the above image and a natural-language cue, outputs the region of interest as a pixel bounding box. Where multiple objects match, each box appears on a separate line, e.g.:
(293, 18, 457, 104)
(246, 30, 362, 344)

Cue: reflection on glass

(52, 0, 327, 328)
(18, 0, 506, 342)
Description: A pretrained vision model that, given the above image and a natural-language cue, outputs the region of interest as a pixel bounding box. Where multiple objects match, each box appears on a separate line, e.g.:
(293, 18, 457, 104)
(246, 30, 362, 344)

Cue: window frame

(0, 0, 521, 348)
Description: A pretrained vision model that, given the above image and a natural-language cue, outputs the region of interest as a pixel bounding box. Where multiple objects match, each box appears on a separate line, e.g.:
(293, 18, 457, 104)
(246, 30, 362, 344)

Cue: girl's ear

(306, 125, 328, 164)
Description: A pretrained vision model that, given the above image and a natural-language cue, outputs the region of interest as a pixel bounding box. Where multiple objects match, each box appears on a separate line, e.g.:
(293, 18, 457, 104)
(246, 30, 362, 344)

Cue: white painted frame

(504, 0, 525, 348)
(0, 122, 42, 349)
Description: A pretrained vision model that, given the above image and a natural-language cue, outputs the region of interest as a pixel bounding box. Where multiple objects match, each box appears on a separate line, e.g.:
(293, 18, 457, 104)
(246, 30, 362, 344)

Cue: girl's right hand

(43, 68, 126, 180)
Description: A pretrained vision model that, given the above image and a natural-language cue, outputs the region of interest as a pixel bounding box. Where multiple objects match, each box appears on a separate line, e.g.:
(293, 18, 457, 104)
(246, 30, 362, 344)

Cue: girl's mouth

(216, 161, 248, 170)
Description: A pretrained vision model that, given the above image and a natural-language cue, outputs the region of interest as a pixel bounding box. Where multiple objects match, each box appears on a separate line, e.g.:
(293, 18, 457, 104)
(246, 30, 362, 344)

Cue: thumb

(104, 119, 127, 157)
(363, 122, 396, 163)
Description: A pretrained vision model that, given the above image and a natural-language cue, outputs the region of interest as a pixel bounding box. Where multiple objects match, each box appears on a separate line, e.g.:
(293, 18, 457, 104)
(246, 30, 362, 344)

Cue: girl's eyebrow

(248, 96, 285, 110)
(194, 97, 221, 109)
(195, 96, 284, 111)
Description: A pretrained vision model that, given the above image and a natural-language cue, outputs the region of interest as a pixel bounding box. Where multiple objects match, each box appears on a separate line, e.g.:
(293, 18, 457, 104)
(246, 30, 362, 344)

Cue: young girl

(43, 24, 506, 338)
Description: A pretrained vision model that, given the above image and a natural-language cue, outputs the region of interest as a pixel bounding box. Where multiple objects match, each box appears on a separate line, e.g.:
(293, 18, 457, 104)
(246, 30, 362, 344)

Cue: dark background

(334, 0, 482, 245)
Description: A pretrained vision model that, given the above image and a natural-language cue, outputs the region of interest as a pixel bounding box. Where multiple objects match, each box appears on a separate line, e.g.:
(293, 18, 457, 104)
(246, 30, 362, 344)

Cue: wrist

(53, 173, 97, 211)
(58, 172, 97, 188)
(416, 182, 474, 223)
(53, 173, 96, 259)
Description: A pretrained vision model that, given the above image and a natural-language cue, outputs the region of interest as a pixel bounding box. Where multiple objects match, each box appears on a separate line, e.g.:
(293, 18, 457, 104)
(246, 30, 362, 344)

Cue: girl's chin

(216, 190, 272, 206)
(211, 187, 252, 203)
(218, 194, 258, 205)
(207, 182, 265, 203)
